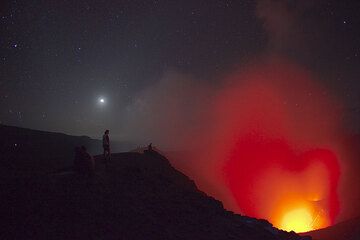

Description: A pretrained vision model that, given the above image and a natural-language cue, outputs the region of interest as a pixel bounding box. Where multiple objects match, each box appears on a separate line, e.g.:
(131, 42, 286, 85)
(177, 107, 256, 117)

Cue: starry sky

(1, 0, 360, 141)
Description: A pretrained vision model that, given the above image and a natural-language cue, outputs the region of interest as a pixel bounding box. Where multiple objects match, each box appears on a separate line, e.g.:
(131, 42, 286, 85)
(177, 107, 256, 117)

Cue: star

(98, 97, 106, 105)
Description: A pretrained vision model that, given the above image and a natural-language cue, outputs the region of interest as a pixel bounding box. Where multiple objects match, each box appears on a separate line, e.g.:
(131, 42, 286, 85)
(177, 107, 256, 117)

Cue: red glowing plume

(202, 58, 342, 232)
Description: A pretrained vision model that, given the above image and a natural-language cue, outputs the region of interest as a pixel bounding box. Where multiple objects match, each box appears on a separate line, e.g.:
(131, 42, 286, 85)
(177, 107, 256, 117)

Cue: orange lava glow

(281, 207, 313, 232)
(275, 197, 331, 232)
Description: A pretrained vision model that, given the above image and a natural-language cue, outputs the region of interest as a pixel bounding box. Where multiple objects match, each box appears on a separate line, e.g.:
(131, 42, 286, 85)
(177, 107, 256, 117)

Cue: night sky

(1, 0, 360, 141)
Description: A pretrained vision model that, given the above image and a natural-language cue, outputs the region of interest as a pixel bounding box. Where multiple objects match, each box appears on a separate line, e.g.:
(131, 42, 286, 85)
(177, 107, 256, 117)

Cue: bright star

(98, 97, 106, 105)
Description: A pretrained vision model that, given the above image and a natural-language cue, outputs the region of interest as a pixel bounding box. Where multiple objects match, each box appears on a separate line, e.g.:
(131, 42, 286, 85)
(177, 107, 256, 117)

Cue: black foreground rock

(2, 150, 311, 240)
(303, 217, 360, 240)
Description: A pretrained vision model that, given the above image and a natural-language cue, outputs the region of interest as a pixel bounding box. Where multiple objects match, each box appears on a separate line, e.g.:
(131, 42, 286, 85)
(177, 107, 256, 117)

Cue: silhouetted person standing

(102, 129, 111, 168)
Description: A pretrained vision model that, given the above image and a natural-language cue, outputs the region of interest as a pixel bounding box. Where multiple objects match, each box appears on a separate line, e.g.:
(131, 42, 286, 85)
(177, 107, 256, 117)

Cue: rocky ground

(304, 217, 360, 240)
(1, 150, 310, 239)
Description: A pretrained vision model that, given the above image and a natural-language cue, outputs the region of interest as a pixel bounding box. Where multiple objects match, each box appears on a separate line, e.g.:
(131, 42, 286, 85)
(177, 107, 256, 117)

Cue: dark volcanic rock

(304, 217, 360, 240)
(2, 150, 308, 239)
(1, 125, 310, 239)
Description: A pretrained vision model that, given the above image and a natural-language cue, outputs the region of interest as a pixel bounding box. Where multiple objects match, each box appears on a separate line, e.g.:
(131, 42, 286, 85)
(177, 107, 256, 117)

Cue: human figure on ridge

(102, 129, 111, 167)
(144, 143, 156, 155)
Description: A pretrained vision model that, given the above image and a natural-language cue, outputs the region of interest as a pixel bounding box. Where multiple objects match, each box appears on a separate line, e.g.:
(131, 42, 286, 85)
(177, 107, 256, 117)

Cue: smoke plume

(119, 0, 359, 230)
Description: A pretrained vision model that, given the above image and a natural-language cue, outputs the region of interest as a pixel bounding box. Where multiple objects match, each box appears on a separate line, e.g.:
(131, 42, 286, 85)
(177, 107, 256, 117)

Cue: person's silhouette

(102, 130, 111, 167)
(73, 146, 82, 173)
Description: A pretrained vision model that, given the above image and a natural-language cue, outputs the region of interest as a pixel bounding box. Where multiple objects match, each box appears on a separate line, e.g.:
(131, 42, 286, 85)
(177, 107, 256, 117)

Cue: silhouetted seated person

(73, 146, 95, 175)
(74, 146, 82, 172)
(144, 143, 156, 155)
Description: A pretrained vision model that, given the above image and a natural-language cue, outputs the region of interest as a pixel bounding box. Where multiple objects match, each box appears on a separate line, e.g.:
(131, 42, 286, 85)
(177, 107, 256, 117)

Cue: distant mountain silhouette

(0, 124, 101, 177)
(304, 217, 360, 240)
(0, 125, 311, 239)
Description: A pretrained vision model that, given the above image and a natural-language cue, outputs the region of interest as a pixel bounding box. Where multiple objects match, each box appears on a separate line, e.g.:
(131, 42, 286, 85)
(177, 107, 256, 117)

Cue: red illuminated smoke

(203, 58, 342, 231)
